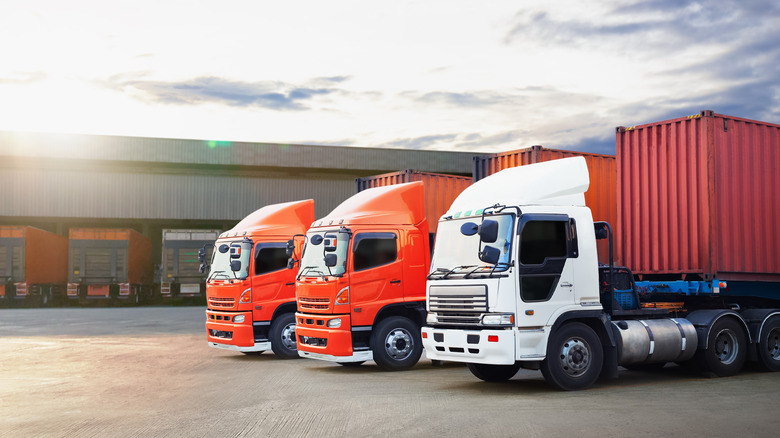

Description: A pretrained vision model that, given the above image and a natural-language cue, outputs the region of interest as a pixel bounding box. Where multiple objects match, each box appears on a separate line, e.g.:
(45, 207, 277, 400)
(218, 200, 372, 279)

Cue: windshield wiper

(427, 265, 477, 280)
(208, 270, 231, 281)
(299, 266, 328, 281)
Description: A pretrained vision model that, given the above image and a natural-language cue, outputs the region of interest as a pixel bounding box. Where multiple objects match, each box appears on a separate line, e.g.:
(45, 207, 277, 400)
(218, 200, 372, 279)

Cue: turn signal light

(239, 288, 251, 303)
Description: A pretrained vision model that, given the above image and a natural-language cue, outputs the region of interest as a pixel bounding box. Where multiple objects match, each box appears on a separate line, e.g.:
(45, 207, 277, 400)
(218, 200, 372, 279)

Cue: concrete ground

(1, 307, 779, 437)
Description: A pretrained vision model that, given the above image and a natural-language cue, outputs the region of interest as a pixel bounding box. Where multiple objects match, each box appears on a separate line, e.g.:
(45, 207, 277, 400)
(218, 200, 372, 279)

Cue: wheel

(541, 322, 603, 391)
(337, 361, 365, 367)
(467, 363, 521, 382)
(269, 313, 299, 359)
(370, 316, 423, 371)
(757, 316, 780, 372)
(695, 317, 746, 377)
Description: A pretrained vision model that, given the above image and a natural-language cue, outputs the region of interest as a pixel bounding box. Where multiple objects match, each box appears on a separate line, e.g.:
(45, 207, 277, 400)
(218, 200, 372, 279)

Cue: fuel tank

(611, 318, 697, 365)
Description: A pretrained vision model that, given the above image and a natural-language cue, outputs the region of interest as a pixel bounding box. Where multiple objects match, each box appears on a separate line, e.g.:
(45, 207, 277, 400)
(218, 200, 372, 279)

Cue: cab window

(352, 233, 397, 271)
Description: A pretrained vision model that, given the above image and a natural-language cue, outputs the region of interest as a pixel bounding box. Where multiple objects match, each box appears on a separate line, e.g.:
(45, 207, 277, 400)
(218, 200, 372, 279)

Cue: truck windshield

(208, 240, 252, 280)
(299, 229, 350, 278)
(429, 214, 514, 278)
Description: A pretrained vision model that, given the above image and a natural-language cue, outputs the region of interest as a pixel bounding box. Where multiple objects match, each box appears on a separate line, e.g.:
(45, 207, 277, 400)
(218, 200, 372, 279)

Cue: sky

(0, 0, 777, 155)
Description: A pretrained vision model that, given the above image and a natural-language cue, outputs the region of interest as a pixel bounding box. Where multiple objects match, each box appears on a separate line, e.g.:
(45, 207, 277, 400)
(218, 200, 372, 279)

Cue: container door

(348, 231, 403, 327)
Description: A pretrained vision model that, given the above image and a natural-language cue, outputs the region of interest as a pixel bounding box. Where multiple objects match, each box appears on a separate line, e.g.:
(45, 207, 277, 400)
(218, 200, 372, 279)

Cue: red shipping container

(68, 228, 153, 286)
(0, 226, 68, 285)
(616, 110, 780, 281)
(355, 170, 471, 233)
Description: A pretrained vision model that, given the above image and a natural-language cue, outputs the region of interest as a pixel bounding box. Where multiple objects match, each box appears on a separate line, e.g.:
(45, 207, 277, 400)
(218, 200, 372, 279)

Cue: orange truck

(0, 226, 68, 306)
(205, 200, 314, 358)
(67, 228, 153, 303)
(293, 172, 470, 370)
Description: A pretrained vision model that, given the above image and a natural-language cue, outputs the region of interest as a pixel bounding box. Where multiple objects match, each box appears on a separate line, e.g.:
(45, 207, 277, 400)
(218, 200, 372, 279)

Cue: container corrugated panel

(162, 229, 220, 281)
(355, 170, 471, 233)
(0, 226, 68, 285)
(473, 146, 617, 263)
(616, 110, 780, 281)
(69, 228, 152, 285)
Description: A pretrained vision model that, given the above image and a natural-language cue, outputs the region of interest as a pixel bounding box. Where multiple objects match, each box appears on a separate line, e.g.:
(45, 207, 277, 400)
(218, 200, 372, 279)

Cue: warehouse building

(0, 131, 483, 271)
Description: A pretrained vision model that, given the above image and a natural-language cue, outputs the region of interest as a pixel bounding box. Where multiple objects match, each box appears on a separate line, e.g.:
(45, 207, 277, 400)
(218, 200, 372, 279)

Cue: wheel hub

(714, 328, 738, 365)
(280, 323, 297, 351)
(384, 328, 413, 360)
(767, 328, 780, 360)
(559, 337, 591, 377)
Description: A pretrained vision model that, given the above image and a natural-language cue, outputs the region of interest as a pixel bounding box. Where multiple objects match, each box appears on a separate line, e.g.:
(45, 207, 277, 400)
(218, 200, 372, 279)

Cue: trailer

(67, 228, 153, 304)
(423, 152, 780, 390)
(161, 229, 220, 302)
(0, 226, 68, 306)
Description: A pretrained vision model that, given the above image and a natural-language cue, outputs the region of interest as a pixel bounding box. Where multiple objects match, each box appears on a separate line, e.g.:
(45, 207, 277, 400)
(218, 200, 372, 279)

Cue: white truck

(422, 157, 780, 390)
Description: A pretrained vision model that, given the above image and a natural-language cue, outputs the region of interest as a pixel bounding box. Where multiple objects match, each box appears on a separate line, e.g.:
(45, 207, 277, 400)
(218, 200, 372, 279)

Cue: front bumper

(205, 310, 266, 351)
(422, 327, 516, 365)
(295, 312, 362, 361)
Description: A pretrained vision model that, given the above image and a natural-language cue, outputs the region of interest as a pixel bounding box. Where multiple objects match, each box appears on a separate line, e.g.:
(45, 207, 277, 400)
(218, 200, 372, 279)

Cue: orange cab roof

(222, 199, 315, 238)
(312, 181, 425, 227)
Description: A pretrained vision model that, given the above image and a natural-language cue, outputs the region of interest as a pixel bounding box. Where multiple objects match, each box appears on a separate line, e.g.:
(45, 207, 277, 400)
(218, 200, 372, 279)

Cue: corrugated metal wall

(0, 168, 355, 220)
(616, 111, 780, 281)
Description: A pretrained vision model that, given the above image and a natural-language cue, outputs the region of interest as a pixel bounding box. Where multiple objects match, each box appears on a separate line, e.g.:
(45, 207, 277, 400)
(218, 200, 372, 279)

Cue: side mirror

(198, 248, 206, 263)
(324, 234, 337, 252)
(287, 258, 297, 270)
(479, 245, 500, 265)
(478, 220, 499, 243)
(286, 239, 295, 257)
(460, 222, 478, 236)
(230, 260, 242, 272)
(199, 264, 207, 274)
(218, 244, 229, 253)
(324, 253, 338, 267)
(310, 234, 324, 245)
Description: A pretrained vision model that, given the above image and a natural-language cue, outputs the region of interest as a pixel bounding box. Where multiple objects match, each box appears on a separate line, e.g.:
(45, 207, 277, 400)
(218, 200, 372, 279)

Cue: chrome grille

(299, 297, 329, 310)
(429, 285, 488, 312)
(435, 313, 483, 325)
(209, 297, 235, 308)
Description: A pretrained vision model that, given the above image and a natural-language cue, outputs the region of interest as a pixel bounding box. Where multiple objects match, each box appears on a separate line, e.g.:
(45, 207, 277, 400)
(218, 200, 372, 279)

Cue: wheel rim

(558, 336, 591, 377)
(384, 327, 414, 361)
(280, 323, 297, 351)
(714, 328, 739, 365)
(766, 327, 780, 361)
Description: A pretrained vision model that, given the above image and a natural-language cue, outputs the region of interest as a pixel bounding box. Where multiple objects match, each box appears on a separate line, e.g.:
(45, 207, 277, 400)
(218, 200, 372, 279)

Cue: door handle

(560, 282, 573, 288)
(285, 282, 295, 286)
(390, 280, 401, 284)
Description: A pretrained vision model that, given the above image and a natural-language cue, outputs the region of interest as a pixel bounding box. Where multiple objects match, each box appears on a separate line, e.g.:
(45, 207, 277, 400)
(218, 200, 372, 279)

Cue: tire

(695, 317, 746, 377)
(270, 313, 299, 359)
(757, 316, 780, 372)
(337, 361, 365, 367)
(467, 363, 521, 382)
(371, 316, 423, 371)
(541, 322, 603, 391)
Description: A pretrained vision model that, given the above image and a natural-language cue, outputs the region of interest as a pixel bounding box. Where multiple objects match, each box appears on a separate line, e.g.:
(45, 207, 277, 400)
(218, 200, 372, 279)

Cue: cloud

(0, 71, 47, 85)
(107, 75, 351, 110)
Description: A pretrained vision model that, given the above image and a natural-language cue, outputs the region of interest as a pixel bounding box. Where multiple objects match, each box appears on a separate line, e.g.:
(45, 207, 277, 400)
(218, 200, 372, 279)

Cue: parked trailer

(0, 226, 68, 306)
(161, 229, 220, 301)
(205, 200, 315, 357)
(473, 145, 616, 263)
(293, 173, 469, 370)
(423, 155, 780, 391)
(67, 228, 153, 304)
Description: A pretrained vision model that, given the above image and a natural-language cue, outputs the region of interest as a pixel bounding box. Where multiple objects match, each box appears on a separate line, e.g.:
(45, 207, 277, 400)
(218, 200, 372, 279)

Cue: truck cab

(293, 182, 429, 370)
(205, 200, 314, 358)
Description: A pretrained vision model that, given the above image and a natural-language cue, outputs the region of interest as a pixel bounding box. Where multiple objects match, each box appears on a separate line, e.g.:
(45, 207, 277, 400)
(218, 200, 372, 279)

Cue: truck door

(348, 232, 403, 327)
(514, 215, 578, 328)
(251, 243, 294, 314)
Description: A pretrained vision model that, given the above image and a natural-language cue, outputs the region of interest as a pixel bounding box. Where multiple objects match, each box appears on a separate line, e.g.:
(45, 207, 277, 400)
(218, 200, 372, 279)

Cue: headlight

(327, 318, 342, 328)
(426, 313, 439, 324)
(233, 315, 245, 323)
(481, 313, 514, 325)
